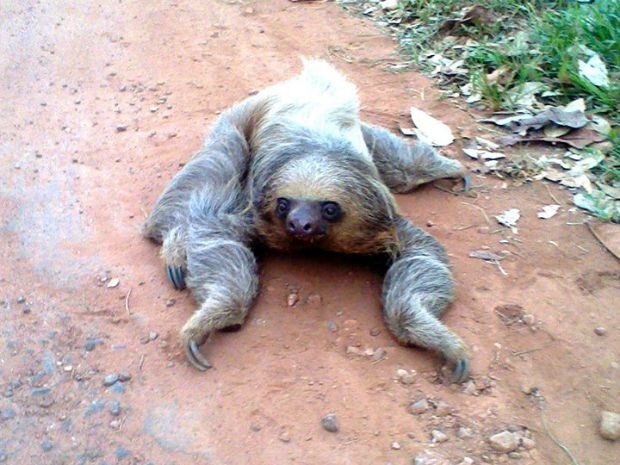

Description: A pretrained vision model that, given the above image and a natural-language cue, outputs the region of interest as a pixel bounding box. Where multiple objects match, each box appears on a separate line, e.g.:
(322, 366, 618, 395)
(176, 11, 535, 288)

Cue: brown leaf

(498, 127, 606, 149)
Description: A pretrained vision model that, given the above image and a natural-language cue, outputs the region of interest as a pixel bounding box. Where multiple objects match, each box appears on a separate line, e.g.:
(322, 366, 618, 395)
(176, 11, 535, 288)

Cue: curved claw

(185, 339, 212, 371)
(166, 265, 186, 290)
(460, 175, 471, 192)
(451, 359, 470, 384)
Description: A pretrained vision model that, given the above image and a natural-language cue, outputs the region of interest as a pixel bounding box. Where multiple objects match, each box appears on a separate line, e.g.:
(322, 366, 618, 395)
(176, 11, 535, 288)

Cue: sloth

(144, 60, 470, 382)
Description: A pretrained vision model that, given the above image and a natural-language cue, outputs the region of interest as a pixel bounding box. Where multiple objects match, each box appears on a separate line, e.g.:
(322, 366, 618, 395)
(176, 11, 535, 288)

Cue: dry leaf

(410, 107, 454, 146)
(537, 204, 560, 219)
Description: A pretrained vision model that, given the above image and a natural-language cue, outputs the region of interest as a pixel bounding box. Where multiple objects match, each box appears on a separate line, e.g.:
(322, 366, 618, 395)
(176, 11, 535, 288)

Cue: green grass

(341, 0, 619, 221)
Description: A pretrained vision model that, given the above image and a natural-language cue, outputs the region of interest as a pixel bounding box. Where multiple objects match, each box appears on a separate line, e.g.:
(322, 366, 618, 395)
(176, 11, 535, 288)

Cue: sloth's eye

(321, 202, 342, 222)
(275, 198, 290, 218)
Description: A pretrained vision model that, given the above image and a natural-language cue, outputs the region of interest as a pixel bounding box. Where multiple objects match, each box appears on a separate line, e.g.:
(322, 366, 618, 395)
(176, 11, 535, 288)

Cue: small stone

(307, 293, 322, 307)
(41, 440, 54, 452)
(396, 368, 415, 385)
(507, 452, 521, 459)
(370, 327, 381, 337)
(321, 413, 339, 432)
(372, 347, 385, 361)
(166, 298, 176, 307)
(489, 431, 519, 452)
(408, 399, 429, 414)
(84, 338, 103, 351)
(31, 387, 51, 396)
(1, 408, 16, 420)
(520, 437, 536, 450)
(380, 0, 398, 11)
(22, 306, 31, 314)
(594, 327, 607, 336)
(600, 411, 620, 440)
(118, 372, 132, 382)
(109, 400, 121, 416)
(457, 458, 474, 465)
(346, 346, 361, 356)
(107, 278, 120, 288)
(115, 447, 130, 460)
(426, 220, 434, 227)
(148, 331, 158, 341)
(110, 382, 126, 394)
(457, 426, 474, 439)
(250, 423, 261, 432)
(287, 293, 299, 307)
(116, 125, 128, 132)
(16, 296, 26, 304)
(278, 431, 291, 443)
(431, 430, 448, 443)
(462, 380, 478, 396)
(110, 419, 121, 429)
(434, 401, 452, 416)
(522, 314, 535, 326)
(326, 320, 338, 332)
(414, 450, 445, 465)
(103, 374, 119, 386)
(391, 441, 401, 450)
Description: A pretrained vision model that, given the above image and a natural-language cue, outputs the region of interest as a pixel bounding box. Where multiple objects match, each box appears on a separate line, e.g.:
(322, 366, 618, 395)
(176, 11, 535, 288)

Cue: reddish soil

(1, 1, 618, 464)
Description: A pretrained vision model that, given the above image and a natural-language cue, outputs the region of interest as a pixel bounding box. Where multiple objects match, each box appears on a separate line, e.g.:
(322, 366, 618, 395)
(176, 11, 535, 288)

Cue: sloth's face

(274, 197, 343, 244)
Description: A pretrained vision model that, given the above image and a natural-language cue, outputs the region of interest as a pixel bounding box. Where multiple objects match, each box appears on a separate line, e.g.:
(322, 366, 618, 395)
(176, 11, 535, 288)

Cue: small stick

(493, 260, 508, 276)
(125, 288, 132, 316)
(139, 354, 145, 371)
(544, 183, 561, 205)
(461, 201, 491, 225)
(541, 412, 581, 465)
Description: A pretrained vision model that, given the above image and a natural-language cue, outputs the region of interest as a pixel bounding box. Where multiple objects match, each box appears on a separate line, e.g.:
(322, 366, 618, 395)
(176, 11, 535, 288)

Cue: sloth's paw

(451, 358, 470, 384)
(181, 328, 212, 371)
(166, 265, 186, 290)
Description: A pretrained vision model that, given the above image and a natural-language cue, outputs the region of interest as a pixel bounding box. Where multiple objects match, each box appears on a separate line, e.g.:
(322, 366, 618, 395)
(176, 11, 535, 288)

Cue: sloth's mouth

(291, 233, 326, 244)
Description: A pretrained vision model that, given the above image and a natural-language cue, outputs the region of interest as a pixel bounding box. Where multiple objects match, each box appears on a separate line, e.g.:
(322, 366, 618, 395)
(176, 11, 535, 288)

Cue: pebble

(278, 431, 291, 443)
(118, 372, 132, 382)
(372, 347, 385, 361)
(110, 419, 121, 429)
(408, 399, 429, 414)
(431, 430, 448, 443)
(109, 400, 121, 416)
(434, 401, 452, 416)
(488, 431, 519, 452)
(507, 452, 521, 459)
(457, 458, 474, 465)
(1, 408, 16, 420)
(414, 450, 445, 465)
(84, 338, 103, 351)
(165, 298, 176, 307)
(326, 320, 338, 332)
(103, 374, 119, 386)
(116, 125, 128, 132)
(41, 440, 54, 452)
(599, 410, 620, 440)
(396, 368, 415, 385)
(148, 331, 158, 341)
(390, 441, 401, 450)
(521, 314, 535, 326)
(369, 327, 381, 337)
(31, 387, 51, 396)
(457, 426, 474, 439)
(84, 399, 106, 417)
(520, 437, 536, 450)
(110, 382, 125, 394)
(115, 447, 130, 460)
(106, 278, 120, 288)
(287, 293, 299, 307)
(321, 413, 339, 432)
(16, 296, 26, 304)
(594, 327, 607, 336)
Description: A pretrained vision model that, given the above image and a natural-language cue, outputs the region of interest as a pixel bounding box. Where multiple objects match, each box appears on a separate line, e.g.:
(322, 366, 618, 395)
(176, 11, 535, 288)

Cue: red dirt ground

(1, 1, 618, 464)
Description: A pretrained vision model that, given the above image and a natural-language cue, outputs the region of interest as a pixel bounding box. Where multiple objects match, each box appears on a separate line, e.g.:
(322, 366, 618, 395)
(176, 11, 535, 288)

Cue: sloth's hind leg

(361, 123, 468, 193)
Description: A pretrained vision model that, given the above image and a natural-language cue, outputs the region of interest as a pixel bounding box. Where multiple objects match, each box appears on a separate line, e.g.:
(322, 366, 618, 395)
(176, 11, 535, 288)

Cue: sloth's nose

(287, 207, 325, 238)
(288, 218, 319, 236)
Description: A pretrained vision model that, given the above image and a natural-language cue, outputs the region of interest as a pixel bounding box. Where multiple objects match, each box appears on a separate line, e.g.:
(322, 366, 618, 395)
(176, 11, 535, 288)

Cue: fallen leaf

(410, 107, 454, 146)
(578, 53, 610, 88)
(495, 208, 520, 233)
(469, 250, 506, 261)
(537, 204, 560, 219)
(588, 222, 620, 260)
(498, 127, 606, 149)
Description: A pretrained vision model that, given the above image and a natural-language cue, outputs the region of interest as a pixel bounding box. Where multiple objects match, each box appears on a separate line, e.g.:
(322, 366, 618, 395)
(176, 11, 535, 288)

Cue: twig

(541, 412, 581, 465)
(139, 354, 145, 371)
(493, 259, 508, 276)
(587, 222, 620, 260)
(544, 183, 561, 205)
(125, 288, 132, 316)
(453, 224, 477, 231)
(461, 201, 491, 225)
(512, 347, 543, 357)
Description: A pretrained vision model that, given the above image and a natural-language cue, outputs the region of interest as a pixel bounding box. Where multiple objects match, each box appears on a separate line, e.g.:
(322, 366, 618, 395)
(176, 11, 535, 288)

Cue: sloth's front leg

(182, 232, 259, 370)
(383, 217, 470, 383)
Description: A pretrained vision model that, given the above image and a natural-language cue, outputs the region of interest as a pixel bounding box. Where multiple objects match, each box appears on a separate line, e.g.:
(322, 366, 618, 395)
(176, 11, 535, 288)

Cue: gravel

(103, 374, 119, 386)
(600, 410, 620, 440)
(321, 413, 339, 432)
(488, 431, 519, 452)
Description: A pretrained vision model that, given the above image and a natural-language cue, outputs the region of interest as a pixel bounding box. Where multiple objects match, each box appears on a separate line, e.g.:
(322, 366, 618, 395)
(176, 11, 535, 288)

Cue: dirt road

(1, 1, 618, 464)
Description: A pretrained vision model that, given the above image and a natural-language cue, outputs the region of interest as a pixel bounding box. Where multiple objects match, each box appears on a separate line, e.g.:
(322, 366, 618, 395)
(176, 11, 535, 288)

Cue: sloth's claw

(461, 175, 471, 192)
(451, 358, 470, 384)
(166, 265, 186, 290)
(186, 339, 212, 371)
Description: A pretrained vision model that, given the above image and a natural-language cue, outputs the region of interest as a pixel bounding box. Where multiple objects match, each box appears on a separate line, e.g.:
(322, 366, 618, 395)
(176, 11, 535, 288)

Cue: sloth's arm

(361, 123, 468, 193)
(382, 216, 469, 383)
(143, 104, 259, 370)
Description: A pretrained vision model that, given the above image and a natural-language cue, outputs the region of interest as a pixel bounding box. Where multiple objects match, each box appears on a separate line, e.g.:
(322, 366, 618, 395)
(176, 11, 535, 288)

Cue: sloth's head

(252, 130, 398, 254)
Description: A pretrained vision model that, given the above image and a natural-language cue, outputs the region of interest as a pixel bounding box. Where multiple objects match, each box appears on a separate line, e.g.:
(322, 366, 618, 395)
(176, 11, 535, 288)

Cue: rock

(84, 399, 106, 417)
(391, 441, 401, 450)
(519, 436, 535, 449)
(380, 0, 398, 10)
(148, 331, 158, 341)
(107, 278, 120, 288)
(110, 419, 121, 429)
(600, 411, 620, 440)
(408, 399, 428, 414)
(41, 440, 53, 452)
(434, 401, 452, 416)
(287, 293, 299, 307)
(396, 368, 415, 385)
(84, 338, 103, 351)
(278, 431, 291, 443)
(165, 298, 176, 307)
(1, 408, 16, 421)
(521, 314, 535, 326)
(103, 374, 119, 386)
(594, 326, 607, 336)
(457, 458, 474, 465)
(370, 327, 381, 336)
(109, 400, 121, 416)
(462, 380, 478, 396)
(16, 296, 26, 304)
(118, 372, 132, 382)
(457, 426, 474, 439)
(431, 430, 449, 443)
(507, 452, 521, 459)
(110, 382, 126, 394)
(346, 346, 362, 356)
(115, 447, 130, 460)
(413, 450, 446, 465)
(372, 347, 385, 361)
(489, 431, 519, 452)
(321, 413, 339, 432)
(326, 320, 338, 332)
(31, 387, 51, 397)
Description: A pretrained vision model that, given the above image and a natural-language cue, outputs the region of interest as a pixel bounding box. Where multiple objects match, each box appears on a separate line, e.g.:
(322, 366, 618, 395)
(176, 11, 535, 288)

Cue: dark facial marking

(321, 201, 342, 222)
(274, 198, 343, 243)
